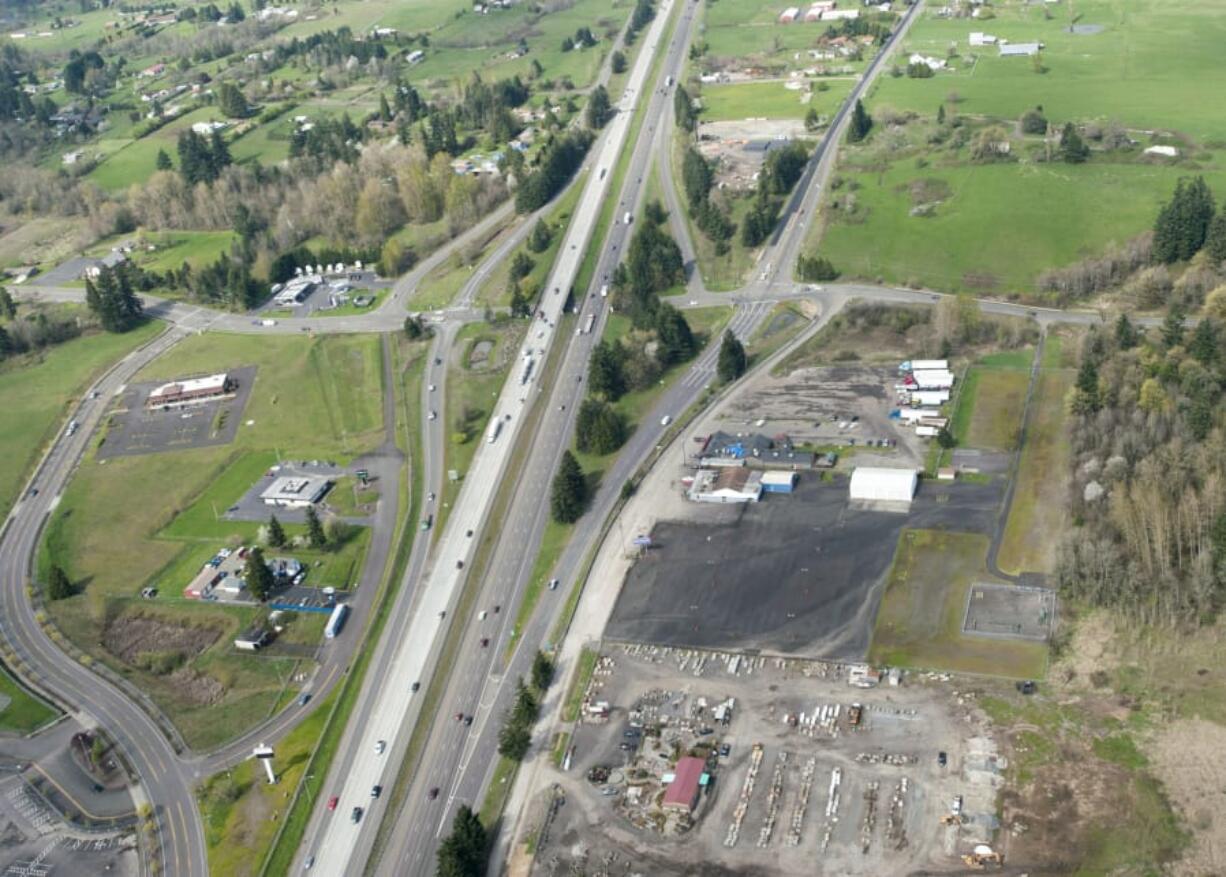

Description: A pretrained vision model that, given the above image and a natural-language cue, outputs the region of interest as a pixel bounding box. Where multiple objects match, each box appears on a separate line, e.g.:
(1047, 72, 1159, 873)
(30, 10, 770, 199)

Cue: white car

(429, 384, 436, 392)
(660, 415, 672, 427)
(428, 411, 437, 421)
(375, 740, 387, 755)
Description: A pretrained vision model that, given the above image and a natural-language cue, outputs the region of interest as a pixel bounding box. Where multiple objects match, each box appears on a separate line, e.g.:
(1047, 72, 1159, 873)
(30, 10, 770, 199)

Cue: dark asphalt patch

(605, 476, 1003, 659)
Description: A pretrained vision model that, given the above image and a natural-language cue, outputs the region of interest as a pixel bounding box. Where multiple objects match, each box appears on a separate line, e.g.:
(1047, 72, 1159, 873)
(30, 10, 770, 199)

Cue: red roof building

(662, 757, 706, 812)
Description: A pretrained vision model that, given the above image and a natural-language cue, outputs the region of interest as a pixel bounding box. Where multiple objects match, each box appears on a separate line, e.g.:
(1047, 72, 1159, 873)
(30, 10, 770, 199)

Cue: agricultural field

(38, 332, 385, 748)
(699, 0, 873, 70)
(949, 354, 1033, 451)
(0, 313, 163, 520)
(868, 529, 1048, 679)
(811, 0, 1226, 295)
(699, 77, 854, 122)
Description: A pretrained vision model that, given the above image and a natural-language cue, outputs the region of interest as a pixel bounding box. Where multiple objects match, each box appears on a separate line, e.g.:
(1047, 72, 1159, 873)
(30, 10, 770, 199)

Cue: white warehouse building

(848, 467, 918, 505)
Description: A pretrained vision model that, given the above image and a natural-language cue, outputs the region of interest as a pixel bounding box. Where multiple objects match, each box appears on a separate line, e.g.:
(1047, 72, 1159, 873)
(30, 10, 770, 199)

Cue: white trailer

(897, 407, 940, 423)
(911, 390, 950, 406)
(324, 603, 349, 639)
(519, 355, 535, 386)
(899, 359, 948, 372)
(487, 418, 503, 443)
(911, 370, 955, 390)
(916, 425, 941, 438)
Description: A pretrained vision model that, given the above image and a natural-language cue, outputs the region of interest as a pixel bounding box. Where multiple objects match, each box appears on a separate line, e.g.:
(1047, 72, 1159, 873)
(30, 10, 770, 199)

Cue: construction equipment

(961, 844, 1004, 869)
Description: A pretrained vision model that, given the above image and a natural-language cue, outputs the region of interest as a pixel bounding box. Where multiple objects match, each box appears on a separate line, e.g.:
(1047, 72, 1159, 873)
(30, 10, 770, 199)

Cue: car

(428, 787, 440, 800)
(493, 604, 501, 613)
(463, 715, 473, 726)
(27, 487, 38, 497)
(427, 492, 435, 502)
(140, 587, 157, 599)
(660, 415, 672, 427)
(619, 742, 635, 751)
(455, 712, 464, 722)
(303, 855, 315, 870)
(697, 728, 714, 736)
(428, 410, 437, 421)
(327, 795, 339, 811)
(411, 681, 420, 693)
(479, 610, 488, 621)
(548, 578, 559, 590)
(480, 638, 490, 648)
(429, 384, 436, 392)
(456, 559, 464, 569)
(298, 693, 311, 706)
(718, 744, 731, 757)
(601, 786, 619, 797)
(466, 529, 473, 538)
(623, 729, 639, 738)
(938, 751, 947, 767)
(1016, 680, 1038, 695)
(371, 785, 382, 798)
(420, 516, 432, 531)
(375, 739, 387, 755)
(351, 806, 363, 823)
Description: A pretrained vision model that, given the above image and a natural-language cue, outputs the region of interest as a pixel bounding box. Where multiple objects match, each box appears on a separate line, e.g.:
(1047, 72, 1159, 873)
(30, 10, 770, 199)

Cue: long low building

(260, 476, 333, 508)
(146, 372, 235, 408)
(688, 468, 763, 504)
(849, 467, 918, 505)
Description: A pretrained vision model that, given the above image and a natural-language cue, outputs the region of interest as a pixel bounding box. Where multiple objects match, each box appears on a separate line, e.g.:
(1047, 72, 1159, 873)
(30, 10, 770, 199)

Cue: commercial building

(688, 468, 763, 504)
(146, 372, 235, 408)
(662, 757, 707, 812)
(260, 476, 333, 508)
(698, 431, 814, 470)
(848, 467, 918, 505)
(761, 471, 798, 494)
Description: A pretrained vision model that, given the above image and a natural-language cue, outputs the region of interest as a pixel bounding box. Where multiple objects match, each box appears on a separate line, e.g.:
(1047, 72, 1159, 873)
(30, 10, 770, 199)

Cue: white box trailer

(911, 390, 950, 406)
(911, 370, 955, 390)
(900, 359, 948, 372)
(916, 425, 941, 438)
(487, 418, 503, 443)
(898, 407, 940, 423)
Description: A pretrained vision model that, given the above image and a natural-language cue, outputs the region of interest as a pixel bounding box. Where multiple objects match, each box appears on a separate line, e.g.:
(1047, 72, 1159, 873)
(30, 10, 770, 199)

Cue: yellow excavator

(961, 844, 1004, 870)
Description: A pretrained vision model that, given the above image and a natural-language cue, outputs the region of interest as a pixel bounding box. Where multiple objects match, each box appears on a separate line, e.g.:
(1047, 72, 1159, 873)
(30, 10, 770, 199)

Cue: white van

(623, 212, 632, 225)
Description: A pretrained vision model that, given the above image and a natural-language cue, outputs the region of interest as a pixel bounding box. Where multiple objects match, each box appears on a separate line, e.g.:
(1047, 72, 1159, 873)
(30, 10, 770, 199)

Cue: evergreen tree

(717, 330, 747, 383)
(209, 128, 232, 176)
(1189, 318, 1218, 364)
(217, 82, 250, 118)
(1058, 122, 1089, 163)
(0, 325, 11, 359)
(585, 84, 610, 129)
(550, 451, 586, 524)
(681, 147, 713, 210)
(936, 103, 946, 125)
(847, 99, 872, 143)
(436, 806, 487, 877)
(267, 514, 286, 548)
(511, 678, 539, 725)
(1162, 304, 1186, 349)
(1075, 357, 1100, 411)
(305, 505, 327, 548)
(588, 340, 626, 401)
(653, 303, 695, 365)
(378, 92, 392, 122)
(804, 106, 820, 132)
(155, 148, 173, 171)
(1114, 313, 1137, 350)
(936, 427, 956, 449)
(673, 84, 696, 133)
(0, 286, 14, 319)
(527, 219, 552, 253)
(47, 565, 73, 601)
(244, 546, 275, 601)
(611, 50, 626, 74)
(531, 651, 553, 691)
(84, 265, 143, 332)
(797, 254, 839, 282)
(404, 315, 425, 339)
(509, 251, 533, 280)
(497, 720, 531, 761)
(1206, 210, 1226, 266)
(1153, 177, 1216, 264)
(575, 398, 627, 455)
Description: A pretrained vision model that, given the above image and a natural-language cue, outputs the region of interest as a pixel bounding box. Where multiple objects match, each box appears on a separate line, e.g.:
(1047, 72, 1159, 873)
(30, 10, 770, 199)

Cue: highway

(298, 1, 682, 871)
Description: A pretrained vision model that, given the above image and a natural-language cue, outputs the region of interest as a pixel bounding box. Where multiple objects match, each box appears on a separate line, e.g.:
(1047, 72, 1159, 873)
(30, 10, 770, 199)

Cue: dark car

(493, 604, 500, 613)
(938, 751, 948, 767)
(480, 638, 489, 648)
(1016, 680, 1038, 695)
(454, 712, 464, 722)
(623, 729, 639, 738)
(371, 785, 382, 798)
(428, 787, 440, 800)
(463, 715, 473, 726)
(350, 806, 363, 823)
(456, 560, 464, 569)
(298, 693, 311, 706)
(411, 681, 420, 693)
(466, 529, 473, 538)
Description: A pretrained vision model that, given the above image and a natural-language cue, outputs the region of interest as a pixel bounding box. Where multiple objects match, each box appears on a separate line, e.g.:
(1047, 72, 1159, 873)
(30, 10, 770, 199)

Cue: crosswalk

(679, 301, 773, 388)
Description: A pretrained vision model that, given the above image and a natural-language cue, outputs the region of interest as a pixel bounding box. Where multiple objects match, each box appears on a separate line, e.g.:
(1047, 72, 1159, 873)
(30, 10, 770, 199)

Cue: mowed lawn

(0, 319, 163, 520)
(701, 81, 813, 121)
(816, 159, 1226, 294)
(40, 333, 386, 748)
(874, 0, 1226, 141)
(869, 529, 1048, 679)
(997, 337, 1075, 576)
(950, 359, 1032, 451)
(0, 665, 58, 734)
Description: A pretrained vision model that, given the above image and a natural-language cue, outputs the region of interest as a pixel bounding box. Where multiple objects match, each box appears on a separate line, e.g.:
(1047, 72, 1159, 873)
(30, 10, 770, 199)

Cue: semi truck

(324, 603, 349, 639)
(487, 418, 503, 443)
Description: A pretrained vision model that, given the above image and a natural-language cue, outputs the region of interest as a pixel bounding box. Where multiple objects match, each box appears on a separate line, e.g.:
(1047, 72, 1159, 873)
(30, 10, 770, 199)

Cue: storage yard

(530, 645, 1005, 876)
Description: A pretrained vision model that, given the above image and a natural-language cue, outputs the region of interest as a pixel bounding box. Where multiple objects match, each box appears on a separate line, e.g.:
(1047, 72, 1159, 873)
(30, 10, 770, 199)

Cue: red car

(454, 712, 464, 722)
(327, 795, 339, 811)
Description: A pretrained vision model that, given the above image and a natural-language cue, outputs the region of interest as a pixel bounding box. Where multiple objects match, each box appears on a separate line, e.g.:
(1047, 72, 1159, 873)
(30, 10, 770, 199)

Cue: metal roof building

(849, 467, 918, 505)
(662, 757, 706, 812)
(146, 372, 234, 408)
(260, 476, 333, 508)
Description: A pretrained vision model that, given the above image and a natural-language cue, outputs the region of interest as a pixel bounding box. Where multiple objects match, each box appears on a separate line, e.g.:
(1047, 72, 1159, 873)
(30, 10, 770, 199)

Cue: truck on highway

(519, 354, 535, 386)
(577, 313, 596, 335)
(487, 418, 503, 443)
(324, 603, 349, 639)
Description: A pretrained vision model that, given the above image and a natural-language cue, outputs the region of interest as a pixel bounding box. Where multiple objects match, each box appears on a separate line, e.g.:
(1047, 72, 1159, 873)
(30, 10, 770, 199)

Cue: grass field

(869, 530, 1048, 679)
(0, 317, 163, 521)
(89, 230, 239, 276)
(700, 77, 854, 122)
(40, 332, 385, 748)
(873, 0, 1226, 142)
(950, 358, 1032, 451)
(997, 334, 1074, 575)
(745, 303, 812, 366)
(561, 647, 599, 723)
(0, 665, 58, 735)
(815, 158, 1226, 295)
(88, 106, 230, 191)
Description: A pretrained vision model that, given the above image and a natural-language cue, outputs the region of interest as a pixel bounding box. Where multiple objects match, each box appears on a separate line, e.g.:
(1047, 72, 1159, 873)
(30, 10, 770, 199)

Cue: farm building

(146, 372, 235, 408)
(688, 468, 763, 504)
(848, 467, 918, 505)
(234, 628, 269, 651)
(779, 6, 800, 23)
(761, 471, 798, 494)
(998, 42, 1041, 57)
(968, 32, 996, 46)
(662, 757, 707, 812)
(1144, 145, 1178, 158)
(260, 476, 333, 509)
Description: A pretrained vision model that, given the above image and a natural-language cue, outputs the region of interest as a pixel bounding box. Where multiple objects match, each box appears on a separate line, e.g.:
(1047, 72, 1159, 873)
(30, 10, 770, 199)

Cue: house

(688, 468, 763, 504)
(779, 7, 800, 23)
(191, 120, 227, 135)
(848, 467, 918, 505)
(968, 32, 996, 46)
(140, 63, 165, 78)
(84, 250, 127, 278)
(62, 150, 84, 165)
(998, 41, 1041, 57)
(909, 53, 946, 71)
(662, 757, 707, 812)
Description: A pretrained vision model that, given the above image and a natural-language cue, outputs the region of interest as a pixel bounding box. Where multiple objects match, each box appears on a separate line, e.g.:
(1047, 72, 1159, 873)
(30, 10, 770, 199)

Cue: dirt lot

(696, 120, 807, 191)
(529, 645, 1004, 876)
(713, 364, 930, 468)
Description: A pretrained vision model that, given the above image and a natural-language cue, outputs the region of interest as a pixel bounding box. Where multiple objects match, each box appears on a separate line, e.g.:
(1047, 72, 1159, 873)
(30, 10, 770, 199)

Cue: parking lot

(531, 645, 1004, 876)
(0, 776, 137, 877)
(604, 475, 1002, 658)
(97, 366, 256, 459)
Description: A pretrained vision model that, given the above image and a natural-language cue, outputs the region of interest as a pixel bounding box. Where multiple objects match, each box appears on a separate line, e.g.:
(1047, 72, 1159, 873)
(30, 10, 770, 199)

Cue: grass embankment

(744, 303, 812, 367)
(0, 664, 58, 734)
(868, 530, 1047, 679)
(40, 332, 385, 749)
(996, 334, 1075, 575)
(0, 317, 162, 520)
(560, 648, 599, 723)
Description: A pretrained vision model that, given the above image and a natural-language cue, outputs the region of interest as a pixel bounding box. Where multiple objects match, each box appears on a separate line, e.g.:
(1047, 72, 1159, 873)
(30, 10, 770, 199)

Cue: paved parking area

(605, 476, 1002, 658)
(97, 367, 256, 459)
